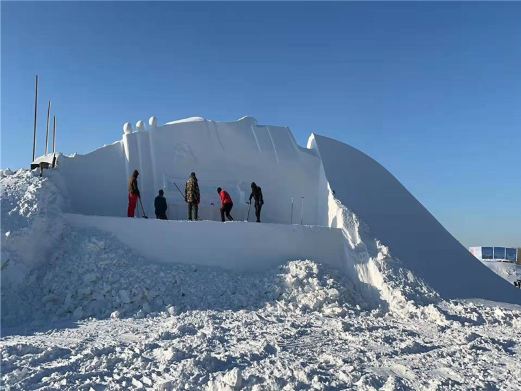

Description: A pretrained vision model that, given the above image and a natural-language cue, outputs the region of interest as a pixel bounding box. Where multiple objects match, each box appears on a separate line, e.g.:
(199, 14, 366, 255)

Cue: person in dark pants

(127, 169, 140, 217)
(217, 187, 234, 222)
(249, 182, 264, 222)
(184, 172, 200, 221)
(154, 189, 168, 220)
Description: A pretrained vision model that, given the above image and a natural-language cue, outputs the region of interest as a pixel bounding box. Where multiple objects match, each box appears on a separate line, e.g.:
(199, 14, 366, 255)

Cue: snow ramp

(310, 134, 521, 304)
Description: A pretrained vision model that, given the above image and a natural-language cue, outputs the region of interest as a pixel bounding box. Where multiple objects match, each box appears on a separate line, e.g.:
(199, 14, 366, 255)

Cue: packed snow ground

(2, 169, 521, 390)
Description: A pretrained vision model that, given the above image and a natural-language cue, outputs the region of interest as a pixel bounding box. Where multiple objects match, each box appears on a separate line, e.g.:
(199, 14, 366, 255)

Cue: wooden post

(32, 75, 38, 162)
(45, 100, 51, 155)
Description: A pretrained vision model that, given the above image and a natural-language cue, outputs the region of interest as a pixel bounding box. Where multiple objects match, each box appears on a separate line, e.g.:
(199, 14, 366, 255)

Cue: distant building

(469, 246, 521, 264)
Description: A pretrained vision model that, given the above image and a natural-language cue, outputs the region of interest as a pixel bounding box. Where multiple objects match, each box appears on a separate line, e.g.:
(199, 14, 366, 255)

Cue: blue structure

(469, 246, 520, 263)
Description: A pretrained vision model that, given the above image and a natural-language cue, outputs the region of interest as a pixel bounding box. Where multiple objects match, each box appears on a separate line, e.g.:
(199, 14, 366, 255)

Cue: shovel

(139, 197, 148, 219)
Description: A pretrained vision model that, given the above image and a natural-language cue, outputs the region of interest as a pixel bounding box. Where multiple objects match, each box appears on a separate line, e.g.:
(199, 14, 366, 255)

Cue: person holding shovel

(127, 169, 140, 217)
(249, 182, 264, 223)
(217, 187, 234, 222)
(184, 172, 200, 221)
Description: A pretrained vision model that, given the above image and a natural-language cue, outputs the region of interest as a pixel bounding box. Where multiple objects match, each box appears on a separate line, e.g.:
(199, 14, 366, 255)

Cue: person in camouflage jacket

(184, 172, 200, 220)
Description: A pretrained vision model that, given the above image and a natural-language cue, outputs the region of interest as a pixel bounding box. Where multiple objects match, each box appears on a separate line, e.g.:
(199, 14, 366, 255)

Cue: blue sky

(2, 2, 520, 247)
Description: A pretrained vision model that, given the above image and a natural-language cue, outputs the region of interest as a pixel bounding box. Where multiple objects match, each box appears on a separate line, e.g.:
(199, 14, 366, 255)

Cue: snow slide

(310, 134, 520, 304)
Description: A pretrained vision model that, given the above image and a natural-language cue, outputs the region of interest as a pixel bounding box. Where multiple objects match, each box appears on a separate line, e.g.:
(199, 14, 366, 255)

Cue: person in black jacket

(249, 182, 264, 222)
(154, 189, 168, 220)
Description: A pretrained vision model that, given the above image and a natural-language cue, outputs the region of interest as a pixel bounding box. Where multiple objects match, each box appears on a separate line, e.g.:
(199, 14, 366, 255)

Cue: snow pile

(1, 165, 515, 330)
(323, 184, 441, 319)
(1, 169, 65, 270)
(2, 152, 521, 389)
(2, 292, 520, 389)
(480, 261, 521, 285)
(2, 221, 360, 328)
(273, 260, 365, 315)
(1, 169, 67, 324)
(310, 133, 521, 304)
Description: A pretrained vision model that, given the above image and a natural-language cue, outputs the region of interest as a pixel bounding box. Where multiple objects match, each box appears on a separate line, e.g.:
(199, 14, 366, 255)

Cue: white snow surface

(2, 163, 521, 389)
(480, 261, 521, 285)
(63, 213, 348, 272)
(309, 133, 521, 304)
(2, 118, 520, 389)
(165, 116, 206, 125)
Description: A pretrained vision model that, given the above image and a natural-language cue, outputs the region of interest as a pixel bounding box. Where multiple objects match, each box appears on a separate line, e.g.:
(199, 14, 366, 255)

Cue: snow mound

(2, 164, 521, 390)
(2, 219, 360, 328)
(0, 170, 362, 327)
(310, 133, 520, 304)
(327, 190, 442, 319)
(1, 169, 65, 284)
(480, 261, 521, 285)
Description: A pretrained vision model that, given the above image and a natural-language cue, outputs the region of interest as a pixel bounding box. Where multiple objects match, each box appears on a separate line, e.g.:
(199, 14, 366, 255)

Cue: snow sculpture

(148, 116, 157, 128)
(123, 122, 133, 134)
(136, 120, 145, 132)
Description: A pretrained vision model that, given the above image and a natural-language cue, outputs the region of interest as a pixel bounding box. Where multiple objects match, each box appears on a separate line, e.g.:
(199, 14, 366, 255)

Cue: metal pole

(290, 197, 294, 224)
(45, 100, 51, 155)
(52, 115, 56, 153)
(300, 196, 304, 225)
(32, 75, 38, 162)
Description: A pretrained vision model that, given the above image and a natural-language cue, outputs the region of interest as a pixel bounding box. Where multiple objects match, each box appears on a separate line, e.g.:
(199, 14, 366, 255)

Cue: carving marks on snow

(171, 143, 197, 165)
(265, 126, 280, 164)
(208, 120, 225, 152)
(250, 125, 262, 153)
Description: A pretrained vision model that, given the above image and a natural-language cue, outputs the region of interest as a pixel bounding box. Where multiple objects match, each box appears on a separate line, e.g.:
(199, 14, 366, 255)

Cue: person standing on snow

(217, 187, 234, 222)
(154, 189, 168, 220)
(249, 182, 264, 223)
(128, 169, 140, 217)
(184, 172, 200, 221)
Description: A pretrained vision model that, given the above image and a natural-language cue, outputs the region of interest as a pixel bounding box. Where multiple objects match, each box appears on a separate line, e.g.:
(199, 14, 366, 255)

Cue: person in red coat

(217, 187, 234, 222)
(127, 170, 140, 217)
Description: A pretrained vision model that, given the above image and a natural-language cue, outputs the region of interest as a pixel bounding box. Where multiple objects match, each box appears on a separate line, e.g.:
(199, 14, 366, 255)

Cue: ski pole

(139, 197, 148, 219)
(246, 202, 251, 222)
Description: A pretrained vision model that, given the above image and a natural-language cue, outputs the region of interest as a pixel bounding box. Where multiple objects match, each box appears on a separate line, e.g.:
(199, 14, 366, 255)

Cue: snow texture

(310, 133, 521, 304)
(58, 116, 322, 227)
(64, 213, 348, 272)
(1, 117, 521, 390)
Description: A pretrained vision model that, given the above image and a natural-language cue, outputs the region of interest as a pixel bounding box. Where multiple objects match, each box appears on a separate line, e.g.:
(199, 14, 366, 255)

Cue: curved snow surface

(310, 134, 521, 305)
(2, 169, 521, 389)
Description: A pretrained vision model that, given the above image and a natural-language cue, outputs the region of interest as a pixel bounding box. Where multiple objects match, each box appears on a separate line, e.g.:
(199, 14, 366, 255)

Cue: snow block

(64, 214, 348, 273)
(311, 134, 521, 304)
(57, 117, 324, 226)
